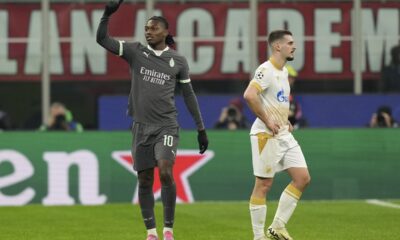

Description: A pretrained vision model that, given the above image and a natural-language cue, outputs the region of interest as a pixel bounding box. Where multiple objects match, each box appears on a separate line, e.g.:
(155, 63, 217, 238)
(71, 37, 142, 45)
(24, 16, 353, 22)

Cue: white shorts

(250, 132, 307, 178)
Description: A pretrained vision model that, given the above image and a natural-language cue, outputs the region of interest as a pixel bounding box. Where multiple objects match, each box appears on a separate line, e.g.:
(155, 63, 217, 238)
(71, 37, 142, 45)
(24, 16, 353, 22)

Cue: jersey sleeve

(180, 82, 205, 130)
(250, 66, 270, 93)
(120, 42, 141, 64)
(177, 56, 191, 84)
(96, 16, 121, 55)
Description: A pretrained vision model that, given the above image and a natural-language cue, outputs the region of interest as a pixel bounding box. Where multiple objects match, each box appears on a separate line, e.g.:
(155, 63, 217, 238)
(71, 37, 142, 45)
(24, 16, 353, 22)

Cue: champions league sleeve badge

(255, 71, 264, 80)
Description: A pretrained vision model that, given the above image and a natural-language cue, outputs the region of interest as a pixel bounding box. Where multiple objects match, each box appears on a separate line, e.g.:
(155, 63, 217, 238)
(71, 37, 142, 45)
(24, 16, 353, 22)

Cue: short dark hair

(147, 16, 175, 47)
(267, 30, 293, 47)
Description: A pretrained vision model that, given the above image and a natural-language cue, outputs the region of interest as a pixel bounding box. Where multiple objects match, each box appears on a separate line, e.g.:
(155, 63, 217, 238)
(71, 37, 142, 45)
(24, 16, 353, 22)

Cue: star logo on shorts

(112, 150, 214, 203)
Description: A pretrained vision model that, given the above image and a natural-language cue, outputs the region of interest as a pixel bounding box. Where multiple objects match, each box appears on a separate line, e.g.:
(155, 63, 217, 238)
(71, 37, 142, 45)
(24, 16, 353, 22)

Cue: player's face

(145, 20, 168, 48)
(280, 35, 296, 61)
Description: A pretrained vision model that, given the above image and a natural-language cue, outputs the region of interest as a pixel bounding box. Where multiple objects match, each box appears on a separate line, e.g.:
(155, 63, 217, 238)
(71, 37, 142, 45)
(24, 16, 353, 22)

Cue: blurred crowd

(0, 102, 83, 132)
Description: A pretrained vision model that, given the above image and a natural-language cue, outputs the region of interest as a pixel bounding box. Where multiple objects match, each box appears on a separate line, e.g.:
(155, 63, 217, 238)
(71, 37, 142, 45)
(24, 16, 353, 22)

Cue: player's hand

(266, 118, 280, 135)
(104, 0, 124, 17)
(197, 129, 209, 154)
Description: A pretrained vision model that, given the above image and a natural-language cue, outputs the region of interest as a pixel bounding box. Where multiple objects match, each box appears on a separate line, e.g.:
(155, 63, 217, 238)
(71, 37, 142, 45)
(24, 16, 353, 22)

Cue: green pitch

(1, 200, 399, 240)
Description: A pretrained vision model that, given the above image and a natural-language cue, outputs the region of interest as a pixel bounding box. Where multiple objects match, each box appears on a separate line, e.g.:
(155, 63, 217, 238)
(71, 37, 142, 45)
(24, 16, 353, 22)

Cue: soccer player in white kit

(244, 30, 311, 240)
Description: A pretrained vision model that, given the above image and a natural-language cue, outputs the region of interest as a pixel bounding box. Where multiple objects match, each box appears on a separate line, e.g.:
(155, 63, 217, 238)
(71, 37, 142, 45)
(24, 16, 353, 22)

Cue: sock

(147, 228, 157, 236)
(139, 185, 156, 230)
(249, 196, 267, 239)
(163, 227, 173, 234)
(271, 183, 302, 229)
(161, 183, 176, 228)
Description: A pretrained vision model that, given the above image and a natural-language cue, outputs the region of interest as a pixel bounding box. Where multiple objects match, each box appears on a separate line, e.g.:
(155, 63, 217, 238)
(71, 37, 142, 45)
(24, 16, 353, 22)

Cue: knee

(307, 174, 311, 184)
(294, 174, 311, 189)
(261, 181, 273, 193)
(303, 174, 311, 187)
(159, 168, 174, 186)
(138, 171, 154, 188)
(255, 179, 273, 195)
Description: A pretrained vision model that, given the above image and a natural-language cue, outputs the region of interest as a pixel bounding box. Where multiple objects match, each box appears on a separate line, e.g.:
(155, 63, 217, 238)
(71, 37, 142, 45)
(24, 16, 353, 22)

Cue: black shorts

(131, 122, 179, 172)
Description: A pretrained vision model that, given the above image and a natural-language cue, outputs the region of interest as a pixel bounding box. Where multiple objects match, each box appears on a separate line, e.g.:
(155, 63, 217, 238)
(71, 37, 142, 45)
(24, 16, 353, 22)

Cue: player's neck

(149, 43, 168, 51)
(269, 55, 286, 70)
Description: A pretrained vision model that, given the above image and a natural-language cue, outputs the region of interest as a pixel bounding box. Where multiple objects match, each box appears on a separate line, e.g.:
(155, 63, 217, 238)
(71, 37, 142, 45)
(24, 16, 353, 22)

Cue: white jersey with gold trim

(249, 60, 290, 135)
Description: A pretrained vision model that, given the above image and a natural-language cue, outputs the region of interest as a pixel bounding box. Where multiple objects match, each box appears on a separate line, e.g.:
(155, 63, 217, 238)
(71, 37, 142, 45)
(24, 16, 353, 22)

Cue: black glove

(197, 129, 209, 154)
(104, 0, 124, 17)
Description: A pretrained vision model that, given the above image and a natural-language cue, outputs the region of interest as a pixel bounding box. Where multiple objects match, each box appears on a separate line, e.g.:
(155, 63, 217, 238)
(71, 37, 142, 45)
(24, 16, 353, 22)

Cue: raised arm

(96, 0, 124, 55)
(181, 82, 208, 154)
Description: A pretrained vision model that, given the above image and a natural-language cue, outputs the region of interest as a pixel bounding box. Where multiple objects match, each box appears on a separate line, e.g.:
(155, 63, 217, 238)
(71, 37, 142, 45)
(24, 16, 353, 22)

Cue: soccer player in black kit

(97, 1, 209, 240)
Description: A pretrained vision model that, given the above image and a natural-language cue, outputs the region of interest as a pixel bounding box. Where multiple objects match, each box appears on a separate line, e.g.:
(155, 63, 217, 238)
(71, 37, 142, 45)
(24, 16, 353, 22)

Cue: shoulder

(256, 61, 274, 73)
(254, 62, 274, 80)
(167, 49, 188, 67)
(124, 41, 146, 51)
(167, 48, 183, 57)
(168, 49, 187, 61)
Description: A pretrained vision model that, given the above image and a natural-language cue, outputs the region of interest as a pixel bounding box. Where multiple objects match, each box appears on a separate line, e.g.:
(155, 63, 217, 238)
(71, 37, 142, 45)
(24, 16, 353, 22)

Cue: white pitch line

(366, 199, 400, 209)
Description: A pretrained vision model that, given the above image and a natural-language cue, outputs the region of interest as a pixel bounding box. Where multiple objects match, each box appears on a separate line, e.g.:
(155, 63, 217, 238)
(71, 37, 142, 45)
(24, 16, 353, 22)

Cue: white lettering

(140, 66, 171, 80)
(0, 11, 17, 74)
(71, 10, 106, 74)
(222, 9, 250, 73)
(24, 11, 63, 74)
(358, 9, 399, 72)
(177, 8, 214, 74)
(315, 9, 342, 73)
(42, 150, 107, 206)
(0, 150, 35, 206)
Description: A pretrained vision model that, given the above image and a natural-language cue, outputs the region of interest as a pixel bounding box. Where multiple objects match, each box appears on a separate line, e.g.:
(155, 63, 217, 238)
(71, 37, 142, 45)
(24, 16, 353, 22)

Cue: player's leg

(268, 145, 310, 240)
(250, 177, 273, 240)
(249, 133, 277, 240)
(138, 168, 158, 239)
(157, 159, 175, 240)
(155, 127, 179, 240)
(132, 123, 159, 239)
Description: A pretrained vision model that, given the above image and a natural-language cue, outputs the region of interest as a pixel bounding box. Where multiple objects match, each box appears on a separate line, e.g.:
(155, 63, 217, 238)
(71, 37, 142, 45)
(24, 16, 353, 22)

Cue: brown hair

(267, 30, 293, 47)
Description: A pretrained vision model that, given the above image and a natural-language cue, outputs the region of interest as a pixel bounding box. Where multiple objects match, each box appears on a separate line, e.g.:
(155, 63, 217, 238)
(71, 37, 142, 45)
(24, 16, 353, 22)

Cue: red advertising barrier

(0, 2, 398, 81)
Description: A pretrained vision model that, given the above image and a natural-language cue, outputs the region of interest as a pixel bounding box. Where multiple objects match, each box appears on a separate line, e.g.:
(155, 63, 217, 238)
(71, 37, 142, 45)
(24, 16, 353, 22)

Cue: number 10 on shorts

(163, 135, 174, 147)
